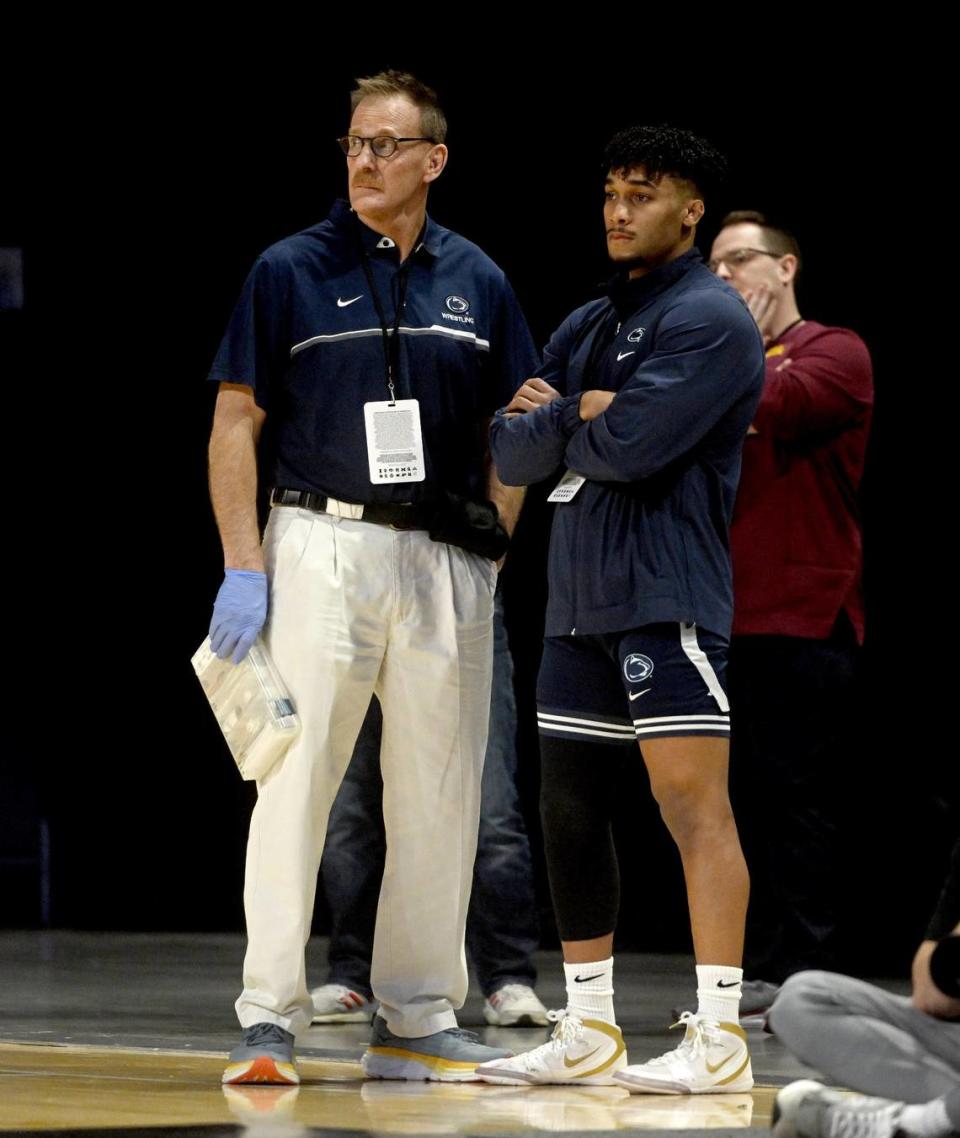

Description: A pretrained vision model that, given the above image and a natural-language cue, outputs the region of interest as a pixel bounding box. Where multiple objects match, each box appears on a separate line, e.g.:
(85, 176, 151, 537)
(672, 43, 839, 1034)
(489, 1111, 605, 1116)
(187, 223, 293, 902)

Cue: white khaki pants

(236, 507, 496, 1037)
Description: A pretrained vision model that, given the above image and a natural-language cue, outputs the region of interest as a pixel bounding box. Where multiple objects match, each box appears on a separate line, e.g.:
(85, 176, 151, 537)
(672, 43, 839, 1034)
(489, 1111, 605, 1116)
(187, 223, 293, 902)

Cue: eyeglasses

(707, 247, 783, 273)
(337, 135, 434, 158)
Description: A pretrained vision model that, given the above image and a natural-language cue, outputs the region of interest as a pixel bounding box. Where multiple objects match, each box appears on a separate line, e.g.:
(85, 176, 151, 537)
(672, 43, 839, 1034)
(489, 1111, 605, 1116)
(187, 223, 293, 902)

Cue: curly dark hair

(603, 124, 727, 206)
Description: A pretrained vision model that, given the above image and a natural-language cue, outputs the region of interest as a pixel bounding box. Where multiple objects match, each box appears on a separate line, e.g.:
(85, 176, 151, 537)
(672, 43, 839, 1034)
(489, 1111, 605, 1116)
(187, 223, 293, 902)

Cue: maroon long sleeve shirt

(730, 320, 873, 642)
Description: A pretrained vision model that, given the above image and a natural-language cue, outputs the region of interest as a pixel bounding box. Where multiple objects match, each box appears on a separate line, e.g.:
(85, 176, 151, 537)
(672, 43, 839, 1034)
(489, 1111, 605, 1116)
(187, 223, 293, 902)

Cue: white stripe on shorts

(538, 711, 635, 741)
(541, 723, 639, 740)
(632, 713, 730, 726)
(633, 721, 730, 736)
(679, 622, 730, 713)
(539, 711, 635, 732)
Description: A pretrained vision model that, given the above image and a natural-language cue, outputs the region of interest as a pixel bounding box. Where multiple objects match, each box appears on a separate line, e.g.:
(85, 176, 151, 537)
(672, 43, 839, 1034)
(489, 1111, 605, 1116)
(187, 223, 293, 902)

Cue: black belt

(270, 487, 433, 531)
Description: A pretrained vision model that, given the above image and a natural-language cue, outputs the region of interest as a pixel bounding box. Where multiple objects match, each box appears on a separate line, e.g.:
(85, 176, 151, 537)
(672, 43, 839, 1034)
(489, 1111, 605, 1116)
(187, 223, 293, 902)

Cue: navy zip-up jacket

(490, 249, 764, 639)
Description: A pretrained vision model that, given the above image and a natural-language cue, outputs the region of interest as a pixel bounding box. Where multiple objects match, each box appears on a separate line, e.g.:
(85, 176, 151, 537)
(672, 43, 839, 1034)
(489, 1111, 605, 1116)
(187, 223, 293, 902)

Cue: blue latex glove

(209, 569, 268, 663)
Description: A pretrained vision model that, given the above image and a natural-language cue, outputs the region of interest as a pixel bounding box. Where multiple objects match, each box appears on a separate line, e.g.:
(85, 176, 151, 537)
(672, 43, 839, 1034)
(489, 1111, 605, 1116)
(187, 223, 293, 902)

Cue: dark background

(2, 44, 953, 974)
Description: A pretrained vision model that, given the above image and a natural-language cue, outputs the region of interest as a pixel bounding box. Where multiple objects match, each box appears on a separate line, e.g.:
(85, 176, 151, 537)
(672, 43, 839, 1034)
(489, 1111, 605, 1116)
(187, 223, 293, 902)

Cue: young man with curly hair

(476, 124, 765, 1094)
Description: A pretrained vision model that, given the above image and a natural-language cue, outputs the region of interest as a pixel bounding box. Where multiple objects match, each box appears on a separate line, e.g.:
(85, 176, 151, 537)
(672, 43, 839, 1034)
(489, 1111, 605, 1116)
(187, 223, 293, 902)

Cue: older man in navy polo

(207, 70, 537, 1086)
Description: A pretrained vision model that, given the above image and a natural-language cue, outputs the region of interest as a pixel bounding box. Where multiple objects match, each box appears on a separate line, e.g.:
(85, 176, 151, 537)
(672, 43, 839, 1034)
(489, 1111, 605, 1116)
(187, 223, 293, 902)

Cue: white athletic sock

(900, 1098, 952, 1138)
(695, 964, 743, 1022)
(563, 957, 616, 1024)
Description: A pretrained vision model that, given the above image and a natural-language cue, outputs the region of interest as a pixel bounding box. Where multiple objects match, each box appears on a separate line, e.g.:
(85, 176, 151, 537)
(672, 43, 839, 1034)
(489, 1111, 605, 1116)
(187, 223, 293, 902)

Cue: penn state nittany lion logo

(445, 295, 470, 314)
(627, 327, 645, 343)
(623, 653, 654, 683)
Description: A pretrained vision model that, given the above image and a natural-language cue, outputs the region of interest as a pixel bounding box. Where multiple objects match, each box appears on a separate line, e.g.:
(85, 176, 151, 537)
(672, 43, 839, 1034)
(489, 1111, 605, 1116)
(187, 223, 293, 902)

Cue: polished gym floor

(0, 931, 847, 1134)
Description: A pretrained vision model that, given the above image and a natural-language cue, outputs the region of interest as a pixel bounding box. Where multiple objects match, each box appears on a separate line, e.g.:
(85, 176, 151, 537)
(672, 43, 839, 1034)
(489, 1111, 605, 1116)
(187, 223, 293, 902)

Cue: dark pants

(729, 619, 860, 982)
(320, 590, 540, 998)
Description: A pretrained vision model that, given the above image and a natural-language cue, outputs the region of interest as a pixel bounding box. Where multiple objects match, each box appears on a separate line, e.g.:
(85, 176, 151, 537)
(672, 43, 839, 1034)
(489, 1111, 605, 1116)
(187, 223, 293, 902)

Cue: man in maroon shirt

(708, 212, 873, 1011)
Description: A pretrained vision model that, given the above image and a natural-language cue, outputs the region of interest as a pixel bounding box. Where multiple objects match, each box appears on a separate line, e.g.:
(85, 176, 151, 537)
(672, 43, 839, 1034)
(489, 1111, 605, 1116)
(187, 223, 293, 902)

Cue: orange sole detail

(222, 1056, 300, 1085)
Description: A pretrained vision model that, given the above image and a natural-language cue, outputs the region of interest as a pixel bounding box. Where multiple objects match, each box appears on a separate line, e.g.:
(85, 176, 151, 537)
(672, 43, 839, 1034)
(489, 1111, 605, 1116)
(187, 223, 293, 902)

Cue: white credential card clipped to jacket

(191, 637, 301, 781)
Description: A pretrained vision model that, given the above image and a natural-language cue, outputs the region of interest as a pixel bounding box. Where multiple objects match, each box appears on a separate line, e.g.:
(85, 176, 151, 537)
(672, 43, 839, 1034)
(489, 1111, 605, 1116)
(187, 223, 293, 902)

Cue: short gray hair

(350, 70, 447, 143)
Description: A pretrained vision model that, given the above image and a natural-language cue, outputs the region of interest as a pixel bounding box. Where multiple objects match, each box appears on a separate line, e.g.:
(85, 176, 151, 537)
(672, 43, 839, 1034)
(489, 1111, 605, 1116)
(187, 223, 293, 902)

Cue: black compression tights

(539, 735, 629, 941)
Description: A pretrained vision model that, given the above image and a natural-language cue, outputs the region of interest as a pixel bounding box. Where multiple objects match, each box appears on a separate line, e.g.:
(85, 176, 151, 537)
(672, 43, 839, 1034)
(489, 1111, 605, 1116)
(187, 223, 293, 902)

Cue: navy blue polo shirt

(208, 199, 538, 504)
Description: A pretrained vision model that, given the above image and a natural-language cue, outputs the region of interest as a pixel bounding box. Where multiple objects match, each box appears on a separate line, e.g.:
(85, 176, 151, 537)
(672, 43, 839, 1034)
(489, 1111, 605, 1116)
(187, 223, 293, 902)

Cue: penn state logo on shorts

(445, 295, 470, 314)
(623, 653, 654, 683)
(627, 327, 645, 343)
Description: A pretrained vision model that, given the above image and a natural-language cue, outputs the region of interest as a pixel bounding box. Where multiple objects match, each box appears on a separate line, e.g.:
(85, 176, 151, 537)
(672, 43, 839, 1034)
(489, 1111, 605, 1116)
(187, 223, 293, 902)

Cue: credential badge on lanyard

(547, 469, 586, 503)
(364, 399, 426, 484)
(357, 231, 426, 484)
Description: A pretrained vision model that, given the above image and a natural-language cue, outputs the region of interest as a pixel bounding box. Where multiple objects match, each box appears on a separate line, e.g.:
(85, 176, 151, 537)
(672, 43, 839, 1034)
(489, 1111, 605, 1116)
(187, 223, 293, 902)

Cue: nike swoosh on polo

(337, 295, 363, 307)
(564, 1046, 601, 1068)
(617, 351, 635, 361)
(628, 688, 650, 701)
(574, 972, 605, 983)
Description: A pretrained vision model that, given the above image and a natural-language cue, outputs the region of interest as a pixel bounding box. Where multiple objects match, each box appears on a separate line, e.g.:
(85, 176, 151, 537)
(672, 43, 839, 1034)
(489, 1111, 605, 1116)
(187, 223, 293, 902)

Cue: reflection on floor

(0, 931, 845, 1133)
(1, 1043, 772, 1134)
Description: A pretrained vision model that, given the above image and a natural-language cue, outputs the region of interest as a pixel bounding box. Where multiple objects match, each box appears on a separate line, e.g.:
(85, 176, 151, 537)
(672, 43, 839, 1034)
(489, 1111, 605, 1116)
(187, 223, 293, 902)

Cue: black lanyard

(771, 317, 804, 347)
(359, 242, 411, 405)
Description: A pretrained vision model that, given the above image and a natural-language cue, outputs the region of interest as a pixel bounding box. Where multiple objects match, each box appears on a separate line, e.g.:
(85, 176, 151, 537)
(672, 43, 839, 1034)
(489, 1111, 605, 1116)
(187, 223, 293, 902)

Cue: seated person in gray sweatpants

(770, 839, 959, 1138)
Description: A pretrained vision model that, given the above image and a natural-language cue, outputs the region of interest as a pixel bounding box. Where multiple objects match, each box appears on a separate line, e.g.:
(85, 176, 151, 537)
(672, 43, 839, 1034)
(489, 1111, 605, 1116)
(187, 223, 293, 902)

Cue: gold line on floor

(0, 1042, 776, 1132)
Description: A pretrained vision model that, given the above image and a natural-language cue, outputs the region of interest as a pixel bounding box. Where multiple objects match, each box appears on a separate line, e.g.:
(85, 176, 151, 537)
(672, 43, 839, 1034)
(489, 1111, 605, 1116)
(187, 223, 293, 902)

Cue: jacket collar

(605, 248, 703, 316)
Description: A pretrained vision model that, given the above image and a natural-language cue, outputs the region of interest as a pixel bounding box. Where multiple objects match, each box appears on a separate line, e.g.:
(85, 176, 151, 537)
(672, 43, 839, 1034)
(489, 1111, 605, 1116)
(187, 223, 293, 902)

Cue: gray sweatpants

(770, 971, 960, 1127)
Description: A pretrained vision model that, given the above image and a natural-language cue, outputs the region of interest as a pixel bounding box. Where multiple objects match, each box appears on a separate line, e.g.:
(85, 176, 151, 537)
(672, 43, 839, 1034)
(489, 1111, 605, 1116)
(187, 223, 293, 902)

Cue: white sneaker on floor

(475, 1011, 626, 1085)
(483, 984, 550, 1026)
(773, 1079, 905, 1138)
(310, 983, 375, 1023)
(613, 1011, 752, 1095)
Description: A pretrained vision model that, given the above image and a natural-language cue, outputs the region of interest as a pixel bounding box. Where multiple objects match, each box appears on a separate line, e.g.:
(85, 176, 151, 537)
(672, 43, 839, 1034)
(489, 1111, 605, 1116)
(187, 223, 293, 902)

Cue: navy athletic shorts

(537, 622, 730, 746)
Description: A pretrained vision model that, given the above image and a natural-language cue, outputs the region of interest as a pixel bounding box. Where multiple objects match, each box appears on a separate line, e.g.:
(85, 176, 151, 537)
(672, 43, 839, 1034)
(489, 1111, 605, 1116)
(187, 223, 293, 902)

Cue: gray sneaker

(362, 1014, 513, 1082)
(740, 979, 781, 1022)
(222, 1022, 299, 1086)
(773, 1079, 905, 1138)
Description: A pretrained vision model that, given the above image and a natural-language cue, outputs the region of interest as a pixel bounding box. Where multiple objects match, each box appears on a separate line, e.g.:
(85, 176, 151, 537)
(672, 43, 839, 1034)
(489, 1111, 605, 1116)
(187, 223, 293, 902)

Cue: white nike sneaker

(310, 983, 375, 1024)
(475, 1011, 627, 1085)
(613, 1011, 752, 1095)
(773, 1080, 905, 1138)
(483, 984, 551, 1026)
